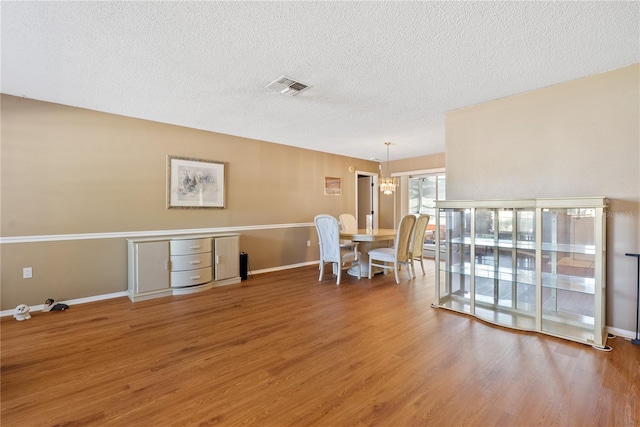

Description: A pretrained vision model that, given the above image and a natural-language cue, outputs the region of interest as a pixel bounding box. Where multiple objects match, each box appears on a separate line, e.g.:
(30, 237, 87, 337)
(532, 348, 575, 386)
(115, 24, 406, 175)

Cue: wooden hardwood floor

(2, 261, 639, 426)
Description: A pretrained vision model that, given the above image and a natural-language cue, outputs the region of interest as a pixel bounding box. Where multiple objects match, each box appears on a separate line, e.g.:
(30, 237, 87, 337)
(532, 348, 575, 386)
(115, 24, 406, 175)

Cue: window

(408, 173, 446, 249)
(408, 173, 446, 220)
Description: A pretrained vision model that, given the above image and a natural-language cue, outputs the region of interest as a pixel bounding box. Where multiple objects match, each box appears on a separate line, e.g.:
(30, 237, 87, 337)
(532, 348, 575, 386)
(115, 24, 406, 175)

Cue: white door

(356, 172, 378, 229)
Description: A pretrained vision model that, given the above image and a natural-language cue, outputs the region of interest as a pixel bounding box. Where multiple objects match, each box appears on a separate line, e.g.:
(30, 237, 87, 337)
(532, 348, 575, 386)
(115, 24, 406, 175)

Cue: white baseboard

(1, 291, 129, 317)
(1, 262, 321, 317)
(250, 260, 318, 275)
(606, 326, 637, 340)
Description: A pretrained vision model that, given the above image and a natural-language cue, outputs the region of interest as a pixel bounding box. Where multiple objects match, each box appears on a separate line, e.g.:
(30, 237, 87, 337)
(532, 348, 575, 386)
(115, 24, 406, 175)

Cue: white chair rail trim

(0, 222, 315, 245)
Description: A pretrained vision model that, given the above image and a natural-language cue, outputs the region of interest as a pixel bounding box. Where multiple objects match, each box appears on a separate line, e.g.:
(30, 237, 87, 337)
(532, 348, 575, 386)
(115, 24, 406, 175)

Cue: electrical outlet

(23, 267, 33, 279)
(307, 240, 311, 247)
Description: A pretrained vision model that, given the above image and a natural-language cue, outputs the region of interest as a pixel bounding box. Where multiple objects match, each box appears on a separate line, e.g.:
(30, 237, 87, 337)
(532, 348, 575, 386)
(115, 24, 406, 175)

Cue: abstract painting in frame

(324, 176, 341, 196)
(167, 156, 225, 209)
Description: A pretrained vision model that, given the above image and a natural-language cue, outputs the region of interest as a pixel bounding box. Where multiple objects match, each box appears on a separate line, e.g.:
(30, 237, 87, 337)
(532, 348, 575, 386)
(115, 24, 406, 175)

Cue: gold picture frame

(167, 156, 225, 209)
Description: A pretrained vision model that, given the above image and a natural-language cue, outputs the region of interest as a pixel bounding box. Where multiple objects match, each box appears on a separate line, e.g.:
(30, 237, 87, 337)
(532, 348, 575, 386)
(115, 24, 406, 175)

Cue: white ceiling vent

(265, 76, 311, 96)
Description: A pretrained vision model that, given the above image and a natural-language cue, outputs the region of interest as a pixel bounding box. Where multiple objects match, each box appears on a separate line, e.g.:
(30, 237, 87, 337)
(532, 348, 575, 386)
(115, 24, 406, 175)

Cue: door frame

(355, 171, 379, 229)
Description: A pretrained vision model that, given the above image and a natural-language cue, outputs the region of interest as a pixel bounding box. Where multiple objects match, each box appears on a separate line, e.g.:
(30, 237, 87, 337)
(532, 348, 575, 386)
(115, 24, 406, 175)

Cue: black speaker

(239, 252, 248, 280)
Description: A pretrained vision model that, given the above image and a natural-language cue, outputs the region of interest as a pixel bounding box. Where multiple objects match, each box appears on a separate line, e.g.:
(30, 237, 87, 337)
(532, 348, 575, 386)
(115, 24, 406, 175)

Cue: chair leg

(319, 262, 324, 281)
(394, 262, 400, 284)
(336, 263, 341, 285)
(356, 259, 361, 279)
(420, 257, 425, 275)
(368, 258, 373, 279)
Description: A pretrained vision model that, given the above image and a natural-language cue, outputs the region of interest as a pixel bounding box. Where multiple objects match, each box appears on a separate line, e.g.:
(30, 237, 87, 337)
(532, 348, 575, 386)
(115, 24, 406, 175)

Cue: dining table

(339, 228, 397, 276)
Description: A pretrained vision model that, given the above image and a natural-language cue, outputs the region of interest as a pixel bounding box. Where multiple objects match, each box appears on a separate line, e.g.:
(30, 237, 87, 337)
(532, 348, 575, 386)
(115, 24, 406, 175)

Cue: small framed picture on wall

(324, 176, 341, 196)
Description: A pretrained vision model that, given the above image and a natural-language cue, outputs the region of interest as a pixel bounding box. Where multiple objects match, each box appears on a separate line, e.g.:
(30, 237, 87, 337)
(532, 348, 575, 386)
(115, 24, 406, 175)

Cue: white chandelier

(380, 141, 398, 195)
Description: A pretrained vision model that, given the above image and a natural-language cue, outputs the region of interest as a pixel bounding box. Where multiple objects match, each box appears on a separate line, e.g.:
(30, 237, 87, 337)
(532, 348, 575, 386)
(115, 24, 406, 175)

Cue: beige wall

(445, 64, 640, 332)
(0, 95, 379, 310)
(392, 153, 445, 174)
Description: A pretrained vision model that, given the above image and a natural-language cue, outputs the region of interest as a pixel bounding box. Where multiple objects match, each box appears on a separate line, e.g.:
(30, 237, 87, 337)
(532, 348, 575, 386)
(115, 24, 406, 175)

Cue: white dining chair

(339, 213, 357, 233)
(314, 214, 361, 285)
(338, 213, 358, 248)
(410, 214, 431, 277)
(368, 214, 416, 283)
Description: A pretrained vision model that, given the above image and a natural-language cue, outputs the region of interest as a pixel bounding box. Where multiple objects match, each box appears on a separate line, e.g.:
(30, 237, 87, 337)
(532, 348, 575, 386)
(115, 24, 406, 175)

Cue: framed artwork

(324, 176, 341, 196)
(167, 156, 225, 209)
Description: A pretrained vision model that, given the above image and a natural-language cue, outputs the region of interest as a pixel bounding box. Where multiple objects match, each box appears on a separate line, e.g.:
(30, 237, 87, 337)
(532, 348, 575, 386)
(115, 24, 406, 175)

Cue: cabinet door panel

(215, 236, 239, 281)
(136, 241, 169, 293)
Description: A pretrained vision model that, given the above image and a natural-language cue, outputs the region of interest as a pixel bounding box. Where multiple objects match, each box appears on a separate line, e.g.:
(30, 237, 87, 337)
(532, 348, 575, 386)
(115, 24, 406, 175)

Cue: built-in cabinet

(128, 233, 240, 302)
(435, 198, 608, 349)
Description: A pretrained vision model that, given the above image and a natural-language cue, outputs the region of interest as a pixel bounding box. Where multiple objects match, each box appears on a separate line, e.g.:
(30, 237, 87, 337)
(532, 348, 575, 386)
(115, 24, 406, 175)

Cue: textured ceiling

(1, 1, 638, 161)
